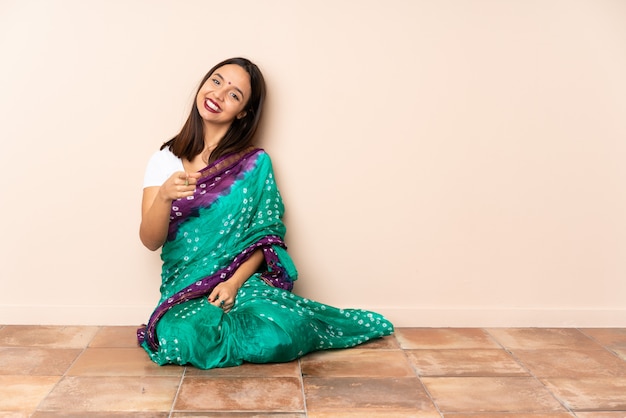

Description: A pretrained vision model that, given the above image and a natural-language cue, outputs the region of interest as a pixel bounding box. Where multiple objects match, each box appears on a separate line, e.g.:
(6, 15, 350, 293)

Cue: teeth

(206, 99, 220, 112)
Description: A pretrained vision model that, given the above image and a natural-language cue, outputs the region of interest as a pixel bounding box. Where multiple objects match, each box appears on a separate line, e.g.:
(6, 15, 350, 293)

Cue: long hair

(161, 57, 266, 163)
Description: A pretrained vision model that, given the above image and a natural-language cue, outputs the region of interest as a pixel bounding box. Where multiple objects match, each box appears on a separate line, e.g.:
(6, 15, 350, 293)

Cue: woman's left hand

(207, 250, 264, 314)
(208, 281, 238, 313)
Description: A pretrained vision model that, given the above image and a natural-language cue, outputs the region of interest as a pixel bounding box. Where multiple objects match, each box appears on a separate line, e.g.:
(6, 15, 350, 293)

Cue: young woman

(138, 57, 393, 369)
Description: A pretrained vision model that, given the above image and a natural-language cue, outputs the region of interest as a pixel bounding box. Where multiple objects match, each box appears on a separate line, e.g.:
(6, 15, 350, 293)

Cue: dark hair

(161, 57, 266, 163)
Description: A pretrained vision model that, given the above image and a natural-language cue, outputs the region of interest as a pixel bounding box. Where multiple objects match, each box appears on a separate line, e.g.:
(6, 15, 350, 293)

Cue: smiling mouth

(205, 99, 221, 113)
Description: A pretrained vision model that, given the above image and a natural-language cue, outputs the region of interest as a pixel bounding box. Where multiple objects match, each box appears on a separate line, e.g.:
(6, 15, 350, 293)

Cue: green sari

(138, 147, 393, 369)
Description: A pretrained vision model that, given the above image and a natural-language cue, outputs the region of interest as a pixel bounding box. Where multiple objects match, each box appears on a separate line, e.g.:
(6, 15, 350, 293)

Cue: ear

(236, 110, 247, 120)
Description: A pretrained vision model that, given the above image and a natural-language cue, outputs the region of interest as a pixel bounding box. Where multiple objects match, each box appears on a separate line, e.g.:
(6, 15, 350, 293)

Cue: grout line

(168, 365, 187, 417)
(578, 327, 626, 361)
(297, 357, 308, 417)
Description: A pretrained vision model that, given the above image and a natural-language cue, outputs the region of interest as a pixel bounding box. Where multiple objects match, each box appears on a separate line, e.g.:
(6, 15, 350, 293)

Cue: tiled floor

(0, 326, 625, 417)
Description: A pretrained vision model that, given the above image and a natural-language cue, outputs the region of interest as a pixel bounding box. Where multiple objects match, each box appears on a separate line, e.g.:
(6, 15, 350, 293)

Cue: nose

(213, 86, 225, 101)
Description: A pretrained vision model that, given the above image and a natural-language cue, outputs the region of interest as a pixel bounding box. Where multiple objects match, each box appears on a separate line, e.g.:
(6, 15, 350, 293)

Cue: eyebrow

(214, 73, 246, 100)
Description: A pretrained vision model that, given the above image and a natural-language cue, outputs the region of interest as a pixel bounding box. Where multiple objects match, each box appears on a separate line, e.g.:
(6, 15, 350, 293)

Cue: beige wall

(1, 0, 625, 327)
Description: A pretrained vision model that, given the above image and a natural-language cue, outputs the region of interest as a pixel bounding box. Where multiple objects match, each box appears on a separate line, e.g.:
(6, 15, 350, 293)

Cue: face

(196, 64, 251, 126)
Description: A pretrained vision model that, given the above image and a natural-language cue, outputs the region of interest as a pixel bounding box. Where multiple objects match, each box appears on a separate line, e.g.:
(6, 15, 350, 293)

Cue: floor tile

(89, 326, 142, 348)
(613, 348, 626, 361)
(171, 414, 306, 417)
(308, 412, 440, 417)
(0, 375, 60, 413)
(185, 360, 300, 377)
(441, 414, 575, 417)
(37, 376, 180, 412)
(487, 328, 599, 350)
(396, 328, 501, 349)
(174, 376, 304, 412)
(406, 349, 528, 376)
(0, 326, 98, 348)
(354, 334, 400, 349)
(542, 377, 626, 411)
(580, 328, 626, 348)
(0, 347, 81, 375)
(303, 377, 439, 415)
(581, 328, 626, 360)
(300, 348, 415, 378)
(513, 349, 626, 378)
(66, 347, 183, 376)
(32, 412, 169, 417)
(421, 377, 567, 413)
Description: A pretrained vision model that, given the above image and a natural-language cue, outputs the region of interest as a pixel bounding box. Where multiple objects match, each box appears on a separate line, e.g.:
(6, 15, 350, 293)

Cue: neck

(205, 142, 219, 151)
(203, 121, 230, 148)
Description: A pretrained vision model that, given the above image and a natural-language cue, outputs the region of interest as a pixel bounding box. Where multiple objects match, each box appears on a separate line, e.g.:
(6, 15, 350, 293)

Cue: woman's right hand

(158, 171, 202, 202)
(140, 171, 201, 251)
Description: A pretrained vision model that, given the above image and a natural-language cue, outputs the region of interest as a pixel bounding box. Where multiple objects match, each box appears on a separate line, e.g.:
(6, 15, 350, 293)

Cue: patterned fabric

(138, 147, 394, 369)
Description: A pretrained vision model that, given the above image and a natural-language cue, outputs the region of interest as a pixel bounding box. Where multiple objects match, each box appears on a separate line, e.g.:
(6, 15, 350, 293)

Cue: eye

(229, 92, 240, 102)
(211, 78, 220, 86)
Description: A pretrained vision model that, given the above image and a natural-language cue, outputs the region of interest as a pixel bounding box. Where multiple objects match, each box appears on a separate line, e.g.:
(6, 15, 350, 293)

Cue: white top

(143, 147, 184, 188)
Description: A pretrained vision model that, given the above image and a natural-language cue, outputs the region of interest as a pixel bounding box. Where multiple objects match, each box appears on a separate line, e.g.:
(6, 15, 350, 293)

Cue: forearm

(140, 192, 172, 251)
(207, 249, 264, 312)
(140, 172, 201, 251)
(228, 249, 264, 289)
